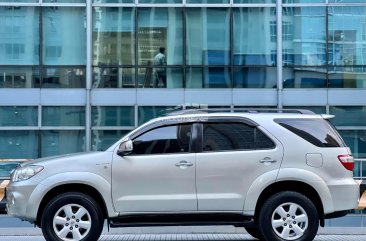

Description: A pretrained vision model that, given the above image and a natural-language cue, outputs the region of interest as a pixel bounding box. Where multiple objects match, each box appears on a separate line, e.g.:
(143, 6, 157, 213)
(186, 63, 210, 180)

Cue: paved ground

(0, 233, 365, 241)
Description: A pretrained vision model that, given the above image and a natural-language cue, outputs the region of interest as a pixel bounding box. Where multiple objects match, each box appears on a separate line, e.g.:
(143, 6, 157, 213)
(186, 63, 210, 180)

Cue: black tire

(258, 191, 319, 241)
(41, 192, 104, 241)
(245, 227, 264, 240)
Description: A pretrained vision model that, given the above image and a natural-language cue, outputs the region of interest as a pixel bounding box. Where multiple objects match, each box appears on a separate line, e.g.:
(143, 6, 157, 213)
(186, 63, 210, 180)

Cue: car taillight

(337, 154, 354, 171)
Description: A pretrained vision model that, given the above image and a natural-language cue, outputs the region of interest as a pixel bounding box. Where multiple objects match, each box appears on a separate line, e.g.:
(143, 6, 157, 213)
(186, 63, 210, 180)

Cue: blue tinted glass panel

(43, 0, 85, 2)
(234, 0, 275, 2)
(328, 67, 366, 88)
(0, 162, 20, 178)
(0, 7, 39, 65)
(283, 7, 326, 66)
(0, 131, 38, 159)
(0, 106, 37, 126)
(41, 130, 85, 157)
(43, 7, 86, 65)
(339, 130, 366, 159)
(283, 106, 326, 114)
(0, 0, 37, 2)
(92, 130, 130, 151)
(187, 0, 229, 3)
(234, 8, 276, 66)
(0, 66, 39, 88)
(283, 67, 327, 88)
(93, 67, 135, 88)
(139, 0, 182, 3)
(233, 67, 277, 88)
(138, 8, 183, 65)
(186, 8, 230, 65)
(328, 7, 366, 66)
(39, 67, 86, 88)
(138, 106, 182, 125)
(283, 0, 323, 2)
(137, 68, 183, 88)
(93, 7, 135, 66)
(94, 0, 133, 2)
(91, 106, 134, 127)
(329, 0, 366, 2)
(330, 106, 366, 127)
(42, 106, 85, 126)
(186, 67, 231, 88)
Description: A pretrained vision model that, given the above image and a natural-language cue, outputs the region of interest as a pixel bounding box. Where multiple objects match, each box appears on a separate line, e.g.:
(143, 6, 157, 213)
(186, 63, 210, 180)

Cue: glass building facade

(0, 0, 366, 225)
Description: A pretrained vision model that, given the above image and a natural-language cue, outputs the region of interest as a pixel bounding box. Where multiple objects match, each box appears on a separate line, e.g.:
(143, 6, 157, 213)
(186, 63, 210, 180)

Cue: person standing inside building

(153, 47, 167, 88)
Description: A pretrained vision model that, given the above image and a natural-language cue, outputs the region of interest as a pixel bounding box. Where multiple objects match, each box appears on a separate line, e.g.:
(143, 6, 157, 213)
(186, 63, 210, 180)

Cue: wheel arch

(254, 181, 325, 227)
(36, 184, 108, 227)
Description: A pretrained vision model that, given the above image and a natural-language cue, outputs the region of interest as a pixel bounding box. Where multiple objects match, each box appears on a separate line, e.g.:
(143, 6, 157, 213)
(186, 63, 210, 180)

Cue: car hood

(21, 152, 102, 167)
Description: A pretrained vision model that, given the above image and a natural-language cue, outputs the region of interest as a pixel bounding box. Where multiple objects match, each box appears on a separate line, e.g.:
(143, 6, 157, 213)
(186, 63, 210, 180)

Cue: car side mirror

(117, 139, 133, 156)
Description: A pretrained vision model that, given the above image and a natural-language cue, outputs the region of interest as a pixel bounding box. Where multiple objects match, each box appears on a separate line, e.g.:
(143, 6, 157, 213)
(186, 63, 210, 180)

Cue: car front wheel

(258, 191, 319, 241)
(41, 192, 104, 241)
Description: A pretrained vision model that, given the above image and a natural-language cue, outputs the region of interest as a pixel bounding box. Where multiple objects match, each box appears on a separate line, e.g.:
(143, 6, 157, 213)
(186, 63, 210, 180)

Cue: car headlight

(12, 165, 44, 182)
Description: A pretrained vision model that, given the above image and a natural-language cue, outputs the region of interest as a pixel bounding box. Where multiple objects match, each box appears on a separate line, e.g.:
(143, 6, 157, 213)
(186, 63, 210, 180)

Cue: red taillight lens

(337, 154, 354, 171)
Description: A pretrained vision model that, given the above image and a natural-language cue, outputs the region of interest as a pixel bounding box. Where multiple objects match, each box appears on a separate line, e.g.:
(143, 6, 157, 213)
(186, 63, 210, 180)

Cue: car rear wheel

(258, 191, 319, 241)
(41, 192, 104, 241)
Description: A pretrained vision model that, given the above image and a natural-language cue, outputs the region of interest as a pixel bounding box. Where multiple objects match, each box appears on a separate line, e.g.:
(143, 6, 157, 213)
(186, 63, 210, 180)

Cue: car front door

(112, 123, 197, 213)
(195, 120, 283, 211)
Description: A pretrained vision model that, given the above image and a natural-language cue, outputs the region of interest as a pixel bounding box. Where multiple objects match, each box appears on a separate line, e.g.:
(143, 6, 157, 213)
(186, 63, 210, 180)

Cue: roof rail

(167, 108, 315, 116)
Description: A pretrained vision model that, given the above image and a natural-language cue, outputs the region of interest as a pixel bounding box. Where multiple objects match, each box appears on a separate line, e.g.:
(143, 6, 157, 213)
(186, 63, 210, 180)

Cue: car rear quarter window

(275, 118, 346, 148)
(202, 123, 275, 152)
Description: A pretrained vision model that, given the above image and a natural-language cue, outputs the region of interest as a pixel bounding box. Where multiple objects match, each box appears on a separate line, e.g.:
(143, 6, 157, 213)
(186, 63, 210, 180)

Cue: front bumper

(6, 179, 39, 222)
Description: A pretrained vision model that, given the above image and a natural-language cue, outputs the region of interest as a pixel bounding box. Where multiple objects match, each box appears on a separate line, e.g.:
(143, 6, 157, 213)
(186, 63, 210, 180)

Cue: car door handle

(175, 160, 193, 167)
(259, 157, 277, 164)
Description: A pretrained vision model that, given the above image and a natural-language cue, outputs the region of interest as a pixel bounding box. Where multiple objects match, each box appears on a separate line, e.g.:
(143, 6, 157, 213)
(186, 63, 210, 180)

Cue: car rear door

(195, 119, 283, 211)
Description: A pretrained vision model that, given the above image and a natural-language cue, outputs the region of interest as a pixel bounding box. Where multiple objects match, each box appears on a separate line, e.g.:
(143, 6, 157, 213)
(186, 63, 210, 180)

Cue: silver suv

(6, 109, 360, 241)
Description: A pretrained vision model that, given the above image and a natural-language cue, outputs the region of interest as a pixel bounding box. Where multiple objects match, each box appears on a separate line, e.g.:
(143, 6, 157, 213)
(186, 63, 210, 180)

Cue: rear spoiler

(321, 114, 335, 119)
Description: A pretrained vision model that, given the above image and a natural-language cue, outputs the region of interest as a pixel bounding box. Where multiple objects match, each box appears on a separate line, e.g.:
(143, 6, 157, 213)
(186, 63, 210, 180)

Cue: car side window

(202, 123, 275, 152)
(132, 124, 192, 155)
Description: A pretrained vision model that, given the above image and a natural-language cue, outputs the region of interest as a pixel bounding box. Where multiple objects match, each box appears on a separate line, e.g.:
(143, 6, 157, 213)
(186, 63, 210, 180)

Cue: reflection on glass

(283, 106, 326, 114)
(186, 8, 230, 65)
(38, 67, 86, 88)
(0, 131, 38, 159)
(137, 68, 183, 88)
(187, 0, 229, 3)
(186, 67, 231, 88)
(0, 106, 37, 126)
(234, 8, 276, 66)
(328, 67, 366, 88)
(92, 130, 130, 151)
(139, 0, 182, 3)
(283, 67, 326, 88)
(0, 66, 39, 88)
(93, 0, 133, 2)
(93, 67, 135, 88)
(138, 106, 182, 125)
(328, 7, 366, 66)
(41, 130, 85, 157)
(138, 8, 183, 66)
(339, 130, 366, 159)
(0, 7, 39, 65)
(234, 0, 275, 2)
(283, 7, 326, 66)
(0, 162, 20, 178)
(43, 0, 85, 2)
(329, 0, 366, 3)
(92, 106, 134, 127)
(233, 67, 277, 88)
(42, 106, 85, 126)
(283, 0, 323, 3)
(93, 7, 135, 66)
(43, 7, 86, 65)
(330, 106, 366, 127)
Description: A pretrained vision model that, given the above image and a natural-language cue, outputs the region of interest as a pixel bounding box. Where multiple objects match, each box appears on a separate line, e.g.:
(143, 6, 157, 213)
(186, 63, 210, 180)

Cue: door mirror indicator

(117, 139, 133, 156)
